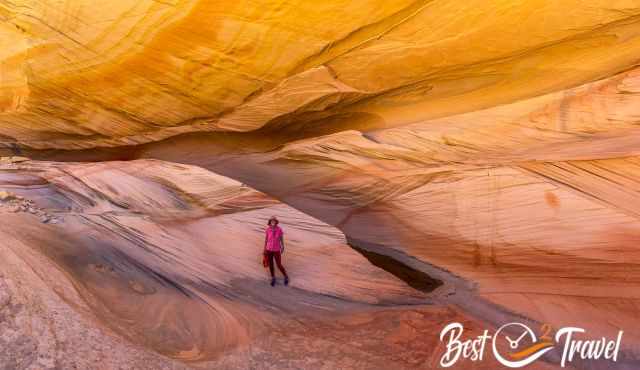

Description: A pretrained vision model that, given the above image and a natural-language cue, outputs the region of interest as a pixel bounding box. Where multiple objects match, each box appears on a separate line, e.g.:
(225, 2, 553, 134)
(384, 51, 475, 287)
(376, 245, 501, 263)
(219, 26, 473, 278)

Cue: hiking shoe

(284, 277, 289, 286)
(270, 278, 276, 287)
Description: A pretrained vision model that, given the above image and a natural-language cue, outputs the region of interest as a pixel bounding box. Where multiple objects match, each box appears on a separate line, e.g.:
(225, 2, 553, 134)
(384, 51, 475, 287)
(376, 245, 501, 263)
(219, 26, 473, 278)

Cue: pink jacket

(265, 226, 283, 252)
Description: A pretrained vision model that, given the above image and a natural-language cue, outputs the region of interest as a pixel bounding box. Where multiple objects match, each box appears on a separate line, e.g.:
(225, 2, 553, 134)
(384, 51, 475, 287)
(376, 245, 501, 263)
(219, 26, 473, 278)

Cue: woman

(264, 216, 289, 286)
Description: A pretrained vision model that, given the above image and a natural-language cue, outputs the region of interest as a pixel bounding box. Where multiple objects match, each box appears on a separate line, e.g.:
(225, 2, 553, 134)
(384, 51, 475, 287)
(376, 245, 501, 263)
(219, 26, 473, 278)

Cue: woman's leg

(274, 252, 288, 278)
(267, 252, 275, 278)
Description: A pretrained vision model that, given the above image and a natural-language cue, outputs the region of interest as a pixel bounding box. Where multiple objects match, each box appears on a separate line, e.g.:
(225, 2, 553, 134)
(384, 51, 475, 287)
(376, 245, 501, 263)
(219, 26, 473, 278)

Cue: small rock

(28, 207, 37, 214)
(0, 191, 14, 201)
(40, 215, 50, 223)
(8, 156, 30, 163)
(0, 156, 30, 163)
(129, 280, 156, 295)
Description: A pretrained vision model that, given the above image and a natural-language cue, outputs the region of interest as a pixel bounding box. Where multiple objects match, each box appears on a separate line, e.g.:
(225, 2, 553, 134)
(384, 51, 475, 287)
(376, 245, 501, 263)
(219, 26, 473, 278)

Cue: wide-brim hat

(268, 216, 279, 224)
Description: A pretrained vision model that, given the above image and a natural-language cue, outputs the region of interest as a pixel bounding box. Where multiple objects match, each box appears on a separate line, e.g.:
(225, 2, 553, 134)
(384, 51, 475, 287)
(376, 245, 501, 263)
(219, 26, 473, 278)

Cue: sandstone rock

(0, 157, 30, 163)
(0, 159, 440, 368)
(0, 191, 15, 201)
(8, 157, 30, 163)
(0, 278, 11, 309)
(1, 1, 640, 369)
(1, 1, 640, 150)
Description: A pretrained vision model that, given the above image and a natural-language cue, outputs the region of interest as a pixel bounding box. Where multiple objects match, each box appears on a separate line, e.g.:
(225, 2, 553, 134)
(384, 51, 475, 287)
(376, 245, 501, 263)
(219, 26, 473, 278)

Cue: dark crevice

(348, 242, 442, 293)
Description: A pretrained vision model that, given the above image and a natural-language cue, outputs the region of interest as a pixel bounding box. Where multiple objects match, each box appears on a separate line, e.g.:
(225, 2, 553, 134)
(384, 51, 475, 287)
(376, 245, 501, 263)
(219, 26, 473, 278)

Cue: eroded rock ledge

(0, 159, 479, 369)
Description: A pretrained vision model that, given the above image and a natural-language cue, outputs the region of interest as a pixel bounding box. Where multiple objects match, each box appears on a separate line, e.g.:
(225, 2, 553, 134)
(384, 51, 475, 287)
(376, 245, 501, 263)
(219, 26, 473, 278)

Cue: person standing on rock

(264, 216, 289, 286)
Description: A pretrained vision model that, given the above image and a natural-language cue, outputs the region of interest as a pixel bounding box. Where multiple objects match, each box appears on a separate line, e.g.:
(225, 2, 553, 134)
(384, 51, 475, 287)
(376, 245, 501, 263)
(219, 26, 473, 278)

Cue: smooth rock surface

(1, 2, 640, 369)
(0, 159, 477, 369)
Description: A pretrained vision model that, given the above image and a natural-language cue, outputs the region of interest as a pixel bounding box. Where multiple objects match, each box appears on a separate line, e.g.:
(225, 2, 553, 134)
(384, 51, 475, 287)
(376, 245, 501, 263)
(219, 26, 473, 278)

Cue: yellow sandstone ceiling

(2, 0, 640, 148)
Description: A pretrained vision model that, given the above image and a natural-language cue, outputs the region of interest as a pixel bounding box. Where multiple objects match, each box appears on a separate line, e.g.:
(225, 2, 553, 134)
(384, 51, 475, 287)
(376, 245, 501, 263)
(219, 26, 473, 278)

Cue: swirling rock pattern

(0, 159, 434, 364)
(2, 0, 640, 149)
(2, 1, 640, 369)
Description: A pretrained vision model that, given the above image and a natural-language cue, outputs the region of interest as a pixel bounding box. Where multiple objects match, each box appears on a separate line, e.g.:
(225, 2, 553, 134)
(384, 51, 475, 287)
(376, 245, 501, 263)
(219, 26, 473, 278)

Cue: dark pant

(265, 251, 288, 278)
